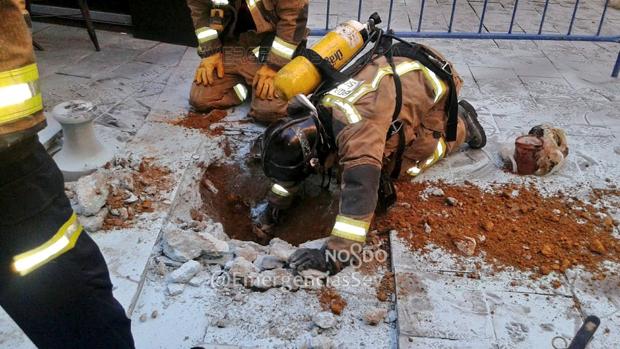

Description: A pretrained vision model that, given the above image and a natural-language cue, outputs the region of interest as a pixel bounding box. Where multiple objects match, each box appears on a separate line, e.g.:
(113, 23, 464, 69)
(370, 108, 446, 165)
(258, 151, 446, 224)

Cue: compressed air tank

(274, 20, 369, 101)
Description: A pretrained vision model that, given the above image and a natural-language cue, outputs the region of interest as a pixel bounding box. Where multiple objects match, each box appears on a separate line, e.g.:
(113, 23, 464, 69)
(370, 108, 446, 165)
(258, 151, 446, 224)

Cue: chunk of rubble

(203, 221, 228, 241)
(364, 307, 388, 326)
(269, 238, 296, 261)
(197, 231, 230, 255)
(312, 311, 336, 329)
(167, 260, 202, 284)
(251, 268, 291, 290)
(453, 236, 477, 256)
(229, 257, 259, 281)
(75, 171, 109, 216)
(188, 271, 209, 287)
(79, 207, 108, 232)
(299, 238, 328, 250)
(254, 255, 284, 270)
(167, 283, 185, 296)
(235, 246, 258, 262)
(162, 229, 205, 262)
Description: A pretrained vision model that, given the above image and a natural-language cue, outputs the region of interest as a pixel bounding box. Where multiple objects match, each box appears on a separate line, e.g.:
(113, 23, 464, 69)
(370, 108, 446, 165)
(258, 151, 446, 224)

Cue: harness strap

(295, 47, 349, 83)
(384, 46, 406, 180)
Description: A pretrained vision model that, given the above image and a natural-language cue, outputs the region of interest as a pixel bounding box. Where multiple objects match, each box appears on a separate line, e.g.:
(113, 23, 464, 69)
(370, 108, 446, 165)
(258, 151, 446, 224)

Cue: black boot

(459, 100, 486, 149)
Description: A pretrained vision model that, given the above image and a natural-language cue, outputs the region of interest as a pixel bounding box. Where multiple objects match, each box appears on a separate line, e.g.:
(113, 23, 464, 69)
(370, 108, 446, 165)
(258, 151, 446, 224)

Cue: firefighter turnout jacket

(270, 49, 469, 244)
(187, 0, 309, 69)
(0, 0, 46, 150)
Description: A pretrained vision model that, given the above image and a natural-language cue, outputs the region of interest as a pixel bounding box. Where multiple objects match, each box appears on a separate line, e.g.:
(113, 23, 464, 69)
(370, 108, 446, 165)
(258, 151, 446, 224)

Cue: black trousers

(0, 137, 135, 349)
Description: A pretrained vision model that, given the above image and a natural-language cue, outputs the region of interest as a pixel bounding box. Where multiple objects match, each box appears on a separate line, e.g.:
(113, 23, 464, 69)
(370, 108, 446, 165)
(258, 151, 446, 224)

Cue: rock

(167, 260, 202, 284)
(162, 227, 231, 263)
(298, 335, 335, 349)
(229, 257, 259, 280)
(269, 238, 296, 261)
(364, 307, 388, 326)
(312, 311, 336, 329)
(162, 229, 204, 262)
(167, 283, 185, 296)
(124, 192, 139, 204)
(590, 239, 606, 254)
(251, 268, 291, 289)
(188, 271, 210, 287)
(299, 238, 328, 250)
(254, 255, 284, 270)
(300, 269, 329, 280)
(427, 187, 444, 197)
(453, 236, 477, 256)
(424, 222, 432, 234)
(481, 221, 494, 232)
(540, 244, 554, 257)
(445, 197, 458, 206)
(139, 313, 147, 322)
(75, 172, 109, 216)
(203, 221, 229, 241)
(235, 246, 258, 262)
(79, 208, 108, 232)
(151, 310, 158, 319)
(119, 207, 129, 220)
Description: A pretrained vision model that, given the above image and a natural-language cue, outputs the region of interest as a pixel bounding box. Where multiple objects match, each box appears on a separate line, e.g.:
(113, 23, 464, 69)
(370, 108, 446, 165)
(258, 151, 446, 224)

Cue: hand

(288, 248, 329, 273)
(252, 65, 278, 100)
(194, 53, 224, 85)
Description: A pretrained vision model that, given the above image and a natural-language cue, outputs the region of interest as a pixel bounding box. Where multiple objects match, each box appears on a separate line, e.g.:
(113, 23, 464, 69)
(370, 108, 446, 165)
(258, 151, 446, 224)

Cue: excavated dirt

(375, 272, 395, 302)
(103, 159, 172, 229)
(200, 163, 339, 245)
(170, 110, 228, 135)
(374, 181, 620, 279)
(318, 287, 348, 315)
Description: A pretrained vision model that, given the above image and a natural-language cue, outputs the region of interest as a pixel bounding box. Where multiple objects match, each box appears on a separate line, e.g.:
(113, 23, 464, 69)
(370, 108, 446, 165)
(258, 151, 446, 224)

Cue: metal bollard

(52, 100, 114, 181)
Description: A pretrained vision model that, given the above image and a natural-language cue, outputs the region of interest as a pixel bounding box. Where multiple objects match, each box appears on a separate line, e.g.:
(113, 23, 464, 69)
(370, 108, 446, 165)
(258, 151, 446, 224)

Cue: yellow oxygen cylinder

(274, 20, 369, 101)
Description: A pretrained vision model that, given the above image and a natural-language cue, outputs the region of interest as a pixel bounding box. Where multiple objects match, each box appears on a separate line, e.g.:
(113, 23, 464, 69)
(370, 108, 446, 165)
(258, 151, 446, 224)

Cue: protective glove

(252, 65, 278, 100)
(288, 248, 330, 273)
(194, 53, 224, 85)
(288, 236, 362, 274)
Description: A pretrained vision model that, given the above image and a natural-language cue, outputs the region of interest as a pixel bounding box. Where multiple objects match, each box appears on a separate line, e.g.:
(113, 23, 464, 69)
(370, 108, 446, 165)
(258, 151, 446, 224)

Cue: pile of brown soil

(318, 287, 347, 315)
(374, 181, 620, 278)
(376, 272, 395, 302)
(103, 159, 172, 229)
(170, 110, 228, 135)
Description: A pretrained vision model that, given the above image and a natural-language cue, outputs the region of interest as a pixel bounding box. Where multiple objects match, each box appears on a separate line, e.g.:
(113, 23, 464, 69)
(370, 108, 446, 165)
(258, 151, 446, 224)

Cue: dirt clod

(376, 272, 395, 302)
(170, 110, 228, 135)
(318, 287, 347, 315)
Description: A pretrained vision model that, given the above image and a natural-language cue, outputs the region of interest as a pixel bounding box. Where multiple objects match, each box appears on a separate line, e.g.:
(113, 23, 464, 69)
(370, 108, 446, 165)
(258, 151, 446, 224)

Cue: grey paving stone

(135, 43, 188, 67)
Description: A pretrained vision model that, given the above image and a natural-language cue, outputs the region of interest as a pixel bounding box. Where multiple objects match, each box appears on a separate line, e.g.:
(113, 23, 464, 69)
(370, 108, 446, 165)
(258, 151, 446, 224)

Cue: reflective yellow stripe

(0, 64, 43, 125)
(246, 0, 259, 10)
(12, 213, 83, 276)
(406, 138, 447, 177)
(331, 215, 369, 243)
(212, 0, 229, 6)
(196, 27, 219, 44)
(322, 60, 447, 125)
(233, 83, 248, 102)
(321, 95, 362, 124)
(271, 183, 290, 197)
(271, 36, 296, 60)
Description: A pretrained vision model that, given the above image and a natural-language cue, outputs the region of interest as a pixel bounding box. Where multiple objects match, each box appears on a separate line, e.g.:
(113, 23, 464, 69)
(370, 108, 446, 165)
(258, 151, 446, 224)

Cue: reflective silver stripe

(233, 83, 248, 101)
(331, 215, 369, 242)
(196, 27, 218, 44)
(271, 183, 290, 197)
(406, 138, 447, 177)
(271, 36, 296, 60)
(212, 0, 229, 6)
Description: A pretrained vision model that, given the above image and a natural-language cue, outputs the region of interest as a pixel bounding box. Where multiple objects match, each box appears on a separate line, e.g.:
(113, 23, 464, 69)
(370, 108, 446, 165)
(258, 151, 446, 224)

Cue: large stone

(229, 257, 259, 281)
(312, 311, 336, 329)
(235, 246, 258, 262)
(75, 171, 109, 216)
(254, 255, 284, 270)
(204, 221, 228, 241)
(167, 260, 202, 283)
(162, 228, 230, 263)
(251, 268, 291, 289)
(269, 238, 295, 261)
(79, 207, 108, 232)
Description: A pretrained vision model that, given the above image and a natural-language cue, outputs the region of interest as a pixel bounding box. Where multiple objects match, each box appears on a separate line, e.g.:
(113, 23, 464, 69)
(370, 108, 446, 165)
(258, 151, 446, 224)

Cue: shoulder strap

(385, 47, 406, 180)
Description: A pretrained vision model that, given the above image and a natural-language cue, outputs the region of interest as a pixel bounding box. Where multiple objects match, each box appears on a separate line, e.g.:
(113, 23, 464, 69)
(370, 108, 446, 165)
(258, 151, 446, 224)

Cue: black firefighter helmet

(261, 95, 331, 183)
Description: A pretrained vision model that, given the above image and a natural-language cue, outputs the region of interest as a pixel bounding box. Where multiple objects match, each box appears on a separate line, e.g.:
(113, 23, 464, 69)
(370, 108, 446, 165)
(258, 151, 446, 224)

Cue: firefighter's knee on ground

(249, 98, 287, 124)
(189, 82, 240, 112)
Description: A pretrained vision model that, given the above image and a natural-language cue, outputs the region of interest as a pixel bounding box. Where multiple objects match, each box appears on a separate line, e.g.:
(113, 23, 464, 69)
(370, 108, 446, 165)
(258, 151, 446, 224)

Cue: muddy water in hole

(199, 133, 340, 245)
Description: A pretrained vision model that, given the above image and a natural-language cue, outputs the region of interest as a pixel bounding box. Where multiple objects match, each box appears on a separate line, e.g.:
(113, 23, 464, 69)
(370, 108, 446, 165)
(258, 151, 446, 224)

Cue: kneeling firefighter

(256, 15, 487, 274)
(186, 0, 309, 124)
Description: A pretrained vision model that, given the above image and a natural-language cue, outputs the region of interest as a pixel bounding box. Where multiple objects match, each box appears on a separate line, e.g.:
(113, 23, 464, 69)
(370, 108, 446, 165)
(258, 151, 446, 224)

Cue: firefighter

(0, 1, 134, 347)
(186, 0, 309, 124)
(257, 41, 487, 273)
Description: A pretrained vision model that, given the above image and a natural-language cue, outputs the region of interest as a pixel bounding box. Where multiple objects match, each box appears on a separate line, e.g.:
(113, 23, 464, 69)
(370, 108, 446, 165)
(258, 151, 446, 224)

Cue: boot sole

(459, 100, 487, 149)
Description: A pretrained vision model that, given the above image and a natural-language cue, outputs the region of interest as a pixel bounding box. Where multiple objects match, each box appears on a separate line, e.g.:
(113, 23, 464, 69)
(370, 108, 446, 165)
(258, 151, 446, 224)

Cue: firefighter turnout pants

(0, 137, 134, 349)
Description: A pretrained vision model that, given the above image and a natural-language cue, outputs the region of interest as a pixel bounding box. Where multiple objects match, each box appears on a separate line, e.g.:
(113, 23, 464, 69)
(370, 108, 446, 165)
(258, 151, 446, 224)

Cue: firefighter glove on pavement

(195, 53, 224, 85)
(288, 248, 329, 273)
(253, 65, 277, 100)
